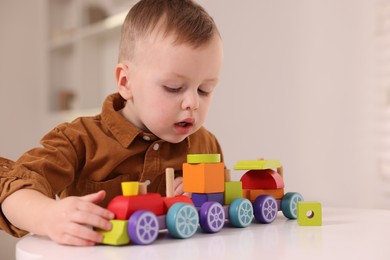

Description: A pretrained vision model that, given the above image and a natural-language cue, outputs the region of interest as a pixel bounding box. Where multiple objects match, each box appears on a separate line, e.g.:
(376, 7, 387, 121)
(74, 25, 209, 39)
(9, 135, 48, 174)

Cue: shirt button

(143, 136, 151, 141)
(153, 143, 160, 151)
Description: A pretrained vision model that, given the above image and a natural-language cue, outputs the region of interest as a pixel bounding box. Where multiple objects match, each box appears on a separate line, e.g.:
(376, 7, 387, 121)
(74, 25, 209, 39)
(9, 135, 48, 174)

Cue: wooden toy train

(98, 154, 304, 245)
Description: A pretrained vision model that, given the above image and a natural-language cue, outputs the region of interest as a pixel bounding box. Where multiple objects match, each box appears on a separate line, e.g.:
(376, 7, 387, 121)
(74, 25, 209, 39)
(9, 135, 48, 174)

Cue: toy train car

(98, 154, 303, 246)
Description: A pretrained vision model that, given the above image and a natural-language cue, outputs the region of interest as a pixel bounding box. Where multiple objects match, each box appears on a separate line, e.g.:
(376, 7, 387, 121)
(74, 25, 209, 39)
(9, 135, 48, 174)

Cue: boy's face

(118, 30, 223, 143)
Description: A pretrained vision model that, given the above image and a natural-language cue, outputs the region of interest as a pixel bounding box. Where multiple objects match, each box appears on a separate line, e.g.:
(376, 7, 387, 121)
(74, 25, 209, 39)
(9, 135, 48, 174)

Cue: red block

(240, 169, 284, 190)
(107, 193, 165, 220)
(163, 195, 194, 212)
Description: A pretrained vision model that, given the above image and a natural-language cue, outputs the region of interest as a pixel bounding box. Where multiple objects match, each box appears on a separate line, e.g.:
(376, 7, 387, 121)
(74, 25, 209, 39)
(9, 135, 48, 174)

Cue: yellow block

(234, 160, 281, 170)
(121, 182, 139, 196)
(187, 154, 221, 164)
(297, 202, 322, 226)
(224, 182, 242, 205)
(99, 220, 130, 246)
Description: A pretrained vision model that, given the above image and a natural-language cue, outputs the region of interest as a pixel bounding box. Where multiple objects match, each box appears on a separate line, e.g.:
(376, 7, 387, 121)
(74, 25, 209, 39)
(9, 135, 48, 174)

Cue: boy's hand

(42, 190, 114, 246)
(173, 177, 191, 197)
(2, 189, 114, 246)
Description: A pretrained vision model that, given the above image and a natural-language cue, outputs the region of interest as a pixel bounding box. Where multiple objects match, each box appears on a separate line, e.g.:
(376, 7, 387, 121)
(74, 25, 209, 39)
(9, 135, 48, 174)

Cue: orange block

(183, 162, 224, 193)
(242, 188, 285, 201)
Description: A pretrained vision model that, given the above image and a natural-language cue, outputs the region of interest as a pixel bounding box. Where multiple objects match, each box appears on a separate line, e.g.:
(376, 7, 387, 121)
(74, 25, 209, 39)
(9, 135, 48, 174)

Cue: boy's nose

(181, 91, 199, 111)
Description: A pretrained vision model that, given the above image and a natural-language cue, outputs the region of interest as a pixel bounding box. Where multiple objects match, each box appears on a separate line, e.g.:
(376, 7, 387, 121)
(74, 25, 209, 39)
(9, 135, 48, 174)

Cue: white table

(16, 207, 390, 260)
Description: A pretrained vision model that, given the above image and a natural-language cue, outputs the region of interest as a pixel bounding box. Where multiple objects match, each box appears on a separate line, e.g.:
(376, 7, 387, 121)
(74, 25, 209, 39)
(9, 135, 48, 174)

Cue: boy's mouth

(176, 122, 192, 127)
(174, 118, 195, 133)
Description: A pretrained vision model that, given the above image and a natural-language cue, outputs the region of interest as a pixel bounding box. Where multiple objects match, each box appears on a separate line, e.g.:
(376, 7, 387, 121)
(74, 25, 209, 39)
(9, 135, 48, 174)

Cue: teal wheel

(229, 198, 254, 228)
(166, 203, 199, 239)
(281, 192, 304, 219)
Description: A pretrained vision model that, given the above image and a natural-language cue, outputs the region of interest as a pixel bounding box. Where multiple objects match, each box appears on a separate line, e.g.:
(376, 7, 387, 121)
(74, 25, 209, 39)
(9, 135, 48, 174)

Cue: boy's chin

(160, 134, 189, 144)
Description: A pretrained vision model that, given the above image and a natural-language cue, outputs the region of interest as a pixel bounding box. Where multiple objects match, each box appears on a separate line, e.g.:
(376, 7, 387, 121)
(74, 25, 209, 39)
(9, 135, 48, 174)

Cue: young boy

(0, 0, 223, 246)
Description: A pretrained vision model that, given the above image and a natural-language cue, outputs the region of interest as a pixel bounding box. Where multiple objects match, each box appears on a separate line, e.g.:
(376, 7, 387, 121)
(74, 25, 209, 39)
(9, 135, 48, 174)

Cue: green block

(99, 220, 130, 245)
(224, 181, 242, 205)
(187, 154, 221, 164)
(297, 202, 322, 226)
(234, 160, 281, 170)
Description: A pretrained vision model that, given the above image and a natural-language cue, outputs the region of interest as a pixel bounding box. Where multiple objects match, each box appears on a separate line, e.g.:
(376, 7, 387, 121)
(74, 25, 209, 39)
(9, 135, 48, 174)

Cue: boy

(0, 0, 223, 246)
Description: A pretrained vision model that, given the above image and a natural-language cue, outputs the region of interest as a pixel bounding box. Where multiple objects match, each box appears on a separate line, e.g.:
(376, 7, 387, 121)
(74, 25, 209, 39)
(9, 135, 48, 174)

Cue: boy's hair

(118, 0, 220, 62)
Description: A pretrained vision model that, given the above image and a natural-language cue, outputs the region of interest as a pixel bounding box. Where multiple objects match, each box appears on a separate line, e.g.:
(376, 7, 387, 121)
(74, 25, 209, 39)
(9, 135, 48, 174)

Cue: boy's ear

(115, 63, 132, 100)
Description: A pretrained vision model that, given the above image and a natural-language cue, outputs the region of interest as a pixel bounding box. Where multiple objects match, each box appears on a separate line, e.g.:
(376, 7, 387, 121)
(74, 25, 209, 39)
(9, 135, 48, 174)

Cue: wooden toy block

(183, 162, 224, 193)
(234, 160, 281, 170)
(192, 192, 224, 207)
(240, 169, 284, 190)
(99, 220, 130, 246)
(224, 168, 231, 182)
(163, 195, 194, 211)
(243, 188, 285, 201)
(138, 182, 147, 195)
(165, 168, 175, 198)
(297, 202, 322, 226)
(121, 182, 139, 196)
(224, 182, 242, 205)
(187, 154, 221, 164)
(107, 193, 164, 220)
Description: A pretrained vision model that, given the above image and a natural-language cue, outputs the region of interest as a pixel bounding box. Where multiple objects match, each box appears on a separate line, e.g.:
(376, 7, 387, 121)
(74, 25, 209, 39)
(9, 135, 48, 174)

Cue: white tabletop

(16, 207, 390, 260)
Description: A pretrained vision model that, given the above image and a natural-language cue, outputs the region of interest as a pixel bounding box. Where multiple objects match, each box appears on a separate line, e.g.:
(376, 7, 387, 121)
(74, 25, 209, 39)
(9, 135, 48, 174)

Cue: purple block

(192, 193, 224, 207)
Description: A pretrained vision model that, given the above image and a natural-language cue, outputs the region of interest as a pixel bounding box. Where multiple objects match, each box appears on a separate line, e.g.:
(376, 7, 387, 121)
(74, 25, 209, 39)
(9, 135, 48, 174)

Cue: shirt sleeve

(0, 125, 80, 237)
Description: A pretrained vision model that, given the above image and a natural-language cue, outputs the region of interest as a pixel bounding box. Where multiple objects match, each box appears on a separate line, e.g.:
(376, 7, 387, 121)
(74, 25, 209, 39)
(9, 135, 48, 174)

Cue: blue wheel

(128, 210, 159, 245)
(166, 203, 199, 239)
(199, 202, 225, 233)
(253, 195, 278, 224)
(281, 192, 304, 219)
(229, 198, 253, 228)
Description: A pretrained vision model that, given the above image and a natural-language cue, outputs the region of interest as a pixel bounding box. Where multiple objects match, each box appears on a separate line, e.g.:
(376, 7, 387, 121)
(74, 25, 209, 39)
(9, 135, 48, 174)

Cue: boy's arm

(2, 189, 114, 246)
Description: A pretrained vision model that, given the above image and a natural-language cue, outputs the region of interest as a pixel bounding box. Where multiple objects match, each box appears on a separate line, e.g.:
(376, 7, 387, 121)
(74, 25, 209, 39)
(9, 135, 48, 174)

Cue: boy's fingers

(173, 177, 183, 189)
(62, 224, 102, 246)
(76, 200, 114, 220)
(80, 190, 106, 204)
(71, 209, 112, 231)
(174, 183, 183, 196)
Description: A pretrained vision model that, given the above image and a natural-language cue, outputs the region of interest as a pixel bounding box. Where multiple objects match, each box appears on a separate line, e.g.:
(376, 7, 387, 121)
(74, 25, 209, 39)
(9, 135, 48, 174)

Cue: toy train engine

(98, 178, 198, 246)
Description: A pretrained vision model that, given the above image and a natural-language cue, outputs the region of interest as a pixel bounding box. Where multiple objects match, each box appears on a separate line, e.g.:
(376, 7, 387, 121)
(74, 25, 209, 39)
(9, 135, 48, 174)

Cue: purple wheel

(253, 195, 278, 224)
(128, 210, 159, 245)
(199, 202, 225, 233)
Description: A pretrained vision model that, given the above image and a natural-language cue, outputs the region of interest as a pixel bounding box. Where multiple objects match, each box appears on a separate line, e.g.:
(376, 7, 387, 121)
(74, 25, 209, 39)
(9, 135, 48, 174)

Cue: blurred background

(0, 0, 389, 258)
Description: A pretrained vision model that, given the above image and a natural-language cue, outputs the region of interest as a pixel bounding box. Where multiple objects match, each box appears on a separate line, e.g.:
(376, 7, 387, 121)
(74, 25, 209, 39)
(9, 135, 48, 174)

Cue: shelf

(49, 10, 127, 51)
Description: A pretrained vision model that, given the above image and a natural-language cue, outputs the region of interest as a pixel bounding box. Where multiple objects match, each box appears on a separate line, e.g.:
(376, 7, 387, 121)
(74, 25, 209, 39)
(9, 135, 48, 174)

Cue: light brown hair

(118, 0, 220, 62)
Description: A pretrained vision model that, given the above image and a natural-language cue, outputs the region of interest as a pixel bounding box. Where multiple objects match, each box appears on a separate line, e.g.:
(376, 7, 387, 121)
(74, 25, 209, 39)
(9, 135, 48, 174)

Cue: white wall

(0, 0, 46, 160)
(0, 1, 46, 259)
(200, 0, 384, 209)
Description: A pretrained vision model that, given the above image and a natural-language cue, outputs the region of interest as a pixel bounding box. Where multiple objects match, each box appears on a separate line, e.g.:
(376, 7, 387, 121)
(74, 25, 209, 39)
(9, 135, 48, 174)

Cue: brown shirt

(0, 93, 223, 237)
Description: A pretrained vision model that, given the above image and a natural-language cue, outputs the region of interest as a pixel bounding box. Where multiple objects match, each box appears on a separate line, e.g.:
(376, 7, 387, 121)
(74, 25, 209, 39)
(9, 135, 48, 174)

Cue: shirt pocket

(80, 174, 137, 207)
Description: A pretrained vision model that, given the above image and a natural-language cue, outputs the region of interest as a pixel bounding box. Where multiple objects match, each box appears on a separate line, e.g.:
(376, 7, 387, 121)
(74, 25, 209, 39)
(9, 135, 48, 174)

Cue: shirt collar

(101, 93, 190, 148)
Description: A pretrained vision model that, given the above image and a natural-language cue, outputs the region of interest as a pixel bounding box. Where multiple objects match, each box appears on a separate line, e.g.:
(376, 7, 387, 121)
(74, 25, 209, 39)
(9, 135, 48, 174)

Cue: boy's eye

(198, 89, 210, 96)
(163, 86, 181, 93)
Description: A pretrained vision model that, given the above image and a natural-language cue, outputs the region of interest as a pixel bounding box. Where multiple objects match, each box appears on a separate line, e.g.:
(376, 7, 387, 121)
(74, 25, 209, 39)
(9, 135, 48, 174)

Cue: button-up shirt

(0, 93, 223, 237)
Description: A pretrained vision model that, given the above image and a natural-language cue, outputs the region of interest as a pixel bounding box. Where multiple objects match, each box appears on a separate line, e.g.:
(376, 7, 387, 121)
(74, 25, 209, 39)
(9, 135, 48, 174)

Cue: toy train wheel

(253, 195, 278, 224)
(281, 192, 304, 219)
(199, 202, 225, 233)
(229, 198, 254, 228)
(166, 203, 199, 239)
(128, 210, 159, 245)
